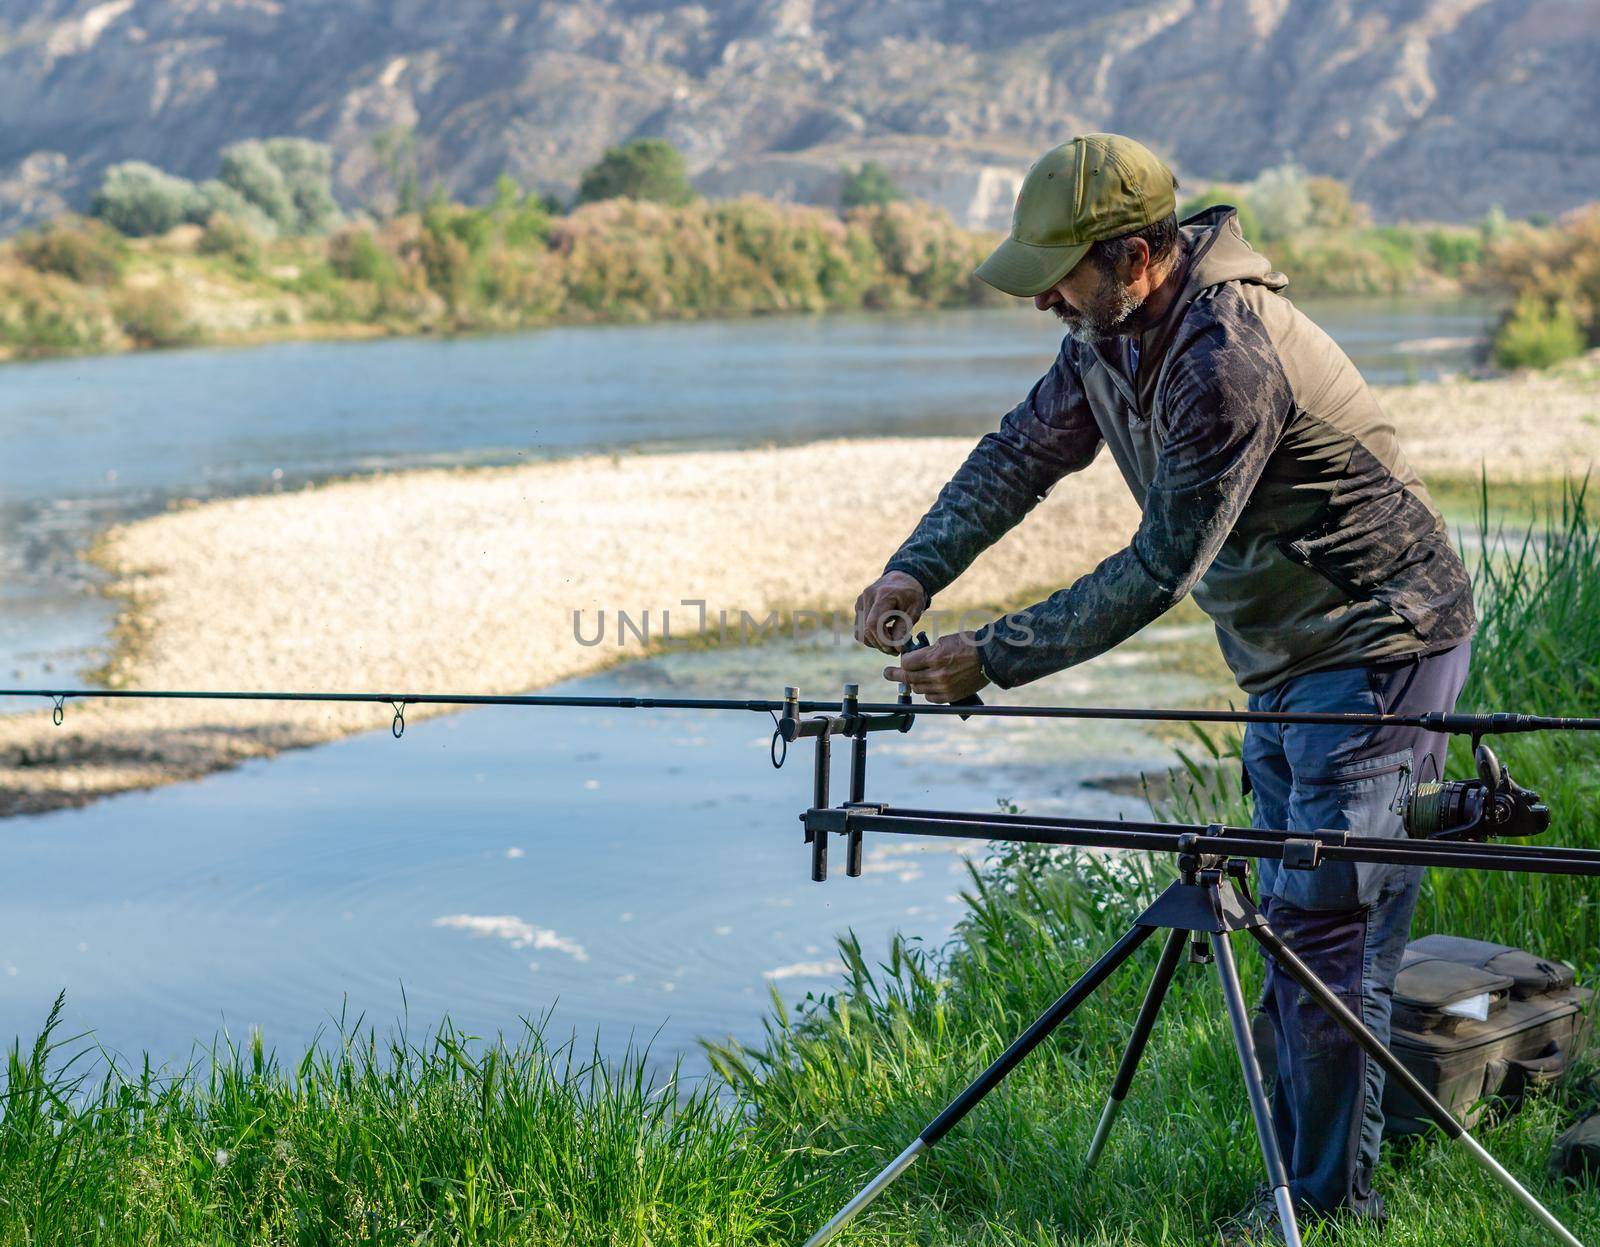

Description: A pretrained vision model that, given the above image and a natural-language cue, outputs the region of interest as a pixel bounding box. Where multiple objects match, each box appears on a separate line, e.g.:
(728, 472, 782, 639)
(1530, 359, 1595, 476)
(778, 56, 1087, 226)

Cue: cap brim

(974, 236, 1090, 298)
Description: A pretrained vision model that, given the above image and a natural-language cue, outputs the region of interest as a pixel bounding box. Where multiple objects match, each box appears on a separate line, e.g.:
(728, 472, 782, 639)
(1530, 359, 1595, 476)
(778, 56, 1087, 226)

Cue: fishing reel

(1403, 743, 1550, 842)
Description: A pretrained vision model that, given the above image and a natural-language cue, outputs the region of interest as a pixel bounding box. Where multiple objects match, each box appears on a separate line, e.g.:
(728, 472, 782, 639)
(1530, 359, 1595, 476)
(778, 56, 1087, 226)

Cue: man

(854, 134, 1475, 1241)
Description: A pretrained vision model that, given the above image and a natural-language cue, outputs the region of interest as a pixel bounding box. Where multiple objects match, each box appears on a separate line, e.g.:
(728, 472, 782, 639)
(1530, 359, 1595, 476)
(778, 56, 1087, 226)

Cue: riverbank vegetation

(3, 137, 1596, 372)
(3, 486, 1596, 1244)
(0, 193, 1001, 361)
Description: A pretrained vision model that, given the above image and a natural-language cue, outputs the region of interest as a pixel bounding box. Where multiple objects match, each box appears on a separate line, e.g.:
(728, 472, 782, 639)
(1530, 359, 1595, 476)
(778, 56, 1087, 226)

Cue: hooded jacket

(884, 207, 1476, 693)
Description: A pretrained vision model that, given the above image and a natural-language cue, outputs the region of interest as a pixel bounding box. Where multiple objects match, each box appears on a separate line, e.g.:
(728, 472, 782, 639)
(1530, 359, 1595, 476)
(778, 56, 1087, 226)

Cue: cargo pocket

(1277, 749, 1414, 911)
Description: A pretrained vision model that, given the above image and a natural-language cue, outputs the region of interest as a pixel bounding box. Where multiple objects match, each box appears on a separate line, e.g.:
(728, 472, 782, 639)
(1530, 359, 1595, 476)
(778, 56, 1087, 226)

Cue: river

(0, 298, 1491, 1069)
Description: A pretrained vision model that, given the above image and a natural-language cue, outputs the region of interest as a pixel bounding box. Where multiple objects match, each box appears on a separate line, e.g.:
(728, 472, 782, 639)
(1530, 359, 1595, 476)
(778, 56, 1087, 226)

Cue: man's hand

(883, 631, 991, 703)
(854, 571, 927, 654)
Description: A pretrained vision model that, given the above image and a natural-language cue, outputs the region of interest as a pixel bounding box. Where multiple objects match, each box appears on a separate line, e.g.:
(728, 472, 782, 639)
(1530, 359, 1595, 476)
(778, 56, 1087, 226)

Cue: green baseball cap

(975, 134, 1178, 298)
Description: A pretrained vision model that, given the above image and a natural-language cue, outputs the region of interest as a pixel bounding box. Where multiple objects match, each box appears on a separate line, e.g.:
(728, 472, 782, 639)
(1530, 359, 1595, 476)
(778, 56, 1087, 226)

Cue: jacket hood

(1177, 205, 1288, 295)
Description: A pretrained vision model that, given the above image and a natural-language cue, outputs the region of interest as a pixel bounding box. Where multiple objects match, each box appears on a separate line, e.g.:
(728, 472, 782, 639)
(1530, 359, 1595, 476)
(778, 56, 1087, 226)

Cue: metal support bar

(802, 807, 1600, 878)
(835, 804, 1600, 866)
(846, 732, 866, 878)
(1213, 931, 1303, 1247)
(809, 722, 830, 882)
(800, 923, 1155, 1247)
(1084, 927, 1187, 1172)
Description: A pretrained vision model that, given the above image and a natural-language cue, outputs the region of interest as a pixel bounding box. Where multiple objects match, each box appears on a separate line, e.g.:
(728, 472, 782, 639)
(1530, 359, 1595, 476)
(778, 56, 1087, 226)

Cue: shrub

(502, 197, 552, 248)
(328, 228, 400, 286)
(418, 229, 473, 308)
(90, 161, 197, 236)
(1483, 204, 1600, 370)
(575, 139, 694, 207)
(196, 212, 262, 270)
(113, 283, 199, 348)
(1493, 296, 1585, 369)
(488, 176, 553, 248)
(1304, 176, 1368, 229)
(0, 267, 114, 354)
(1178, 185, 1262, 242)
(840, 161, 903, 211)
(13, 216, 125, 285)
(1423, 228, 1483, 278)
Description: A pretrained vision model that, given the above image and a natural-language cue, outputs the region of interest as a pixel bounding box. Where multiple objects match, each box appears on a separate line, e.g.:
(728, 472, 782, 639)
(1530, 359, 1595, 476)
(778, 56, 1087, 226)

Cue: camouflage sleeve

(883, 346, 1103, 600)
(977, 294, 1293, 688)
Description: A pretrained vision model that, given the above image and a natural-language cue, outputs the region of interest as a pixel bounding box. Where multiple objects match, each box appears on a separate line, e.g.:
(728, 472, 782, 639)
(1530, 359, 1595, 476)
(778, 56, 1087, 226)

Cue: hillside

(1, 0, 1598, 233)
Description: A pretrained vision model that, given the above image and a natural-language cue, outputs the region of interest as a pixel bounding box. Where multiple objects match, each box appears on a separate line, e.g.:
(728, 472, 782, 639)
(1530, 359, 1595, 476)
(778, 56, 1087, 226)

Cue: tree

(372, 126, 421, 216)
(189, 179, 277, 236)
(90, 161, 197, 236)
(840, 161, 903, 210)
(218, 138, 340, 235)
(1246, 164, 1312, 241)
(575, 139, 694, 207)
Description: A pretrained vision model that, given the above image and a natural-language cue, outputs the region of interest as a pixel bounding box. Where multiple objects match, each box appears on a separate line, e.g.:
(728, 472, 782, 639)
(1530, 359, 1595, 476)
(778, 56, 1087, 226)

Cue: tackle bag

(1550, 1108, 1600, 1186)
(1382, 934, 1592, 1135)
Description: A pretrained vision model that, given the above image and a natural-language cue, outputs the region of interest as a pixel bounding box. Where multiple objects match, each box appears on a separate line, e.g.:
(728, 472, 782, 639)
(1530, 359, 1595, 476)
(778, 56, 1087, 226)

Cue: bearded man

(854, 134, 1475, 1243)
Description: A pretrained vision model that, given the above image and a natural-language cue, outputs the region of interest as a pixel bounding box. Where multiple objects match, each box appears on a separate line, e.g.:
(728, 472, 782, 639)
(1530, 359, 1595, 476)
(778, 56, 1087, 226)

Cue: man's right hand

(854, 571, 928, 654)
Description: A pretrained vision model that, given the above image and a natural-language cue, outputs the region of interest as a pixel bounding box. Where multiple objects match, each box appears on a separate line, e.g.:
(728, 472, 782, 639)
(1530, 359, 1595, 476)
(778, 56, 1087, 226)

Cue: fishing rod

(5, 685, 1600, 742)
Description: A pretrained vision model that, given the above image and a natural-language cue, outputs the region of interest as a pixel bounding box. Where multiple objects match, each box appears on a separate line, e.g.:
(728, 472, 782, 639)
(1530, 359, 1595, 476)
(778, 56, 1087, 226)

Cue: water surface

(0, 629, 1217, 1070)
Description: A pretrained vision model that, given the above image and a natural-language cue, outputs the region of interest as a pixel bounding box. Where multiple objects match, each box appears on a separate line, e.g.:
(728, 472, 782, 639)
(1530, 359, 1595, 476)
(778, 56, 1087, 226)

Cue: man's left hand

(883, 631, 991, 703)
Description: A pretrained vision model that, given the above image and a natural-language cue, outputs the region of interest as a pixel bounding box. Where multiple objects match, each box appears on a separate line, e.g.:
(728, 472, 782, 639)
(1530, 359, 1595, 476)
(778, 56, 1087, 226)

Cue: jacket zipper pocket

(1278, 537, 1369, 601)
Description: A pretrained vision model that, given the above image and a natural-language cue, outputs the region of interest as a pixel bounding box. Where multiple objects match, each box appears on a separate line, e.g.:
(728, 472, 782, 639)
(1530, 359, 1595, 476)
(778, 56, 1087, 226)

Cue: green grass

(4, 484, 1599, 1244)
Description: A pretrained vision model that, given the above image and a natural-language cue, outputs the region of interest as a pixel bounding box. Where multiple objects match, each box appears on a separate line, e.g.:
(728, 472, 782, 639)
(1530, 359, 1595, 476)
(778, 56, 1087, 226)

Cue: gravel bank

(2, 368, 1595, 818)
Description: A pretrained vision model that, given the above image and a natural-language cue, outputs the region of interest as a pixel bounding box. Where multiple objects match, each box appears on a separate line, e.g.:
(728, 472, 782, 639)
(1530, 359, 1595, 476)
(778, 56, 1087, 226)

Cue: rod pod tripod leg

(1083, 927, 1187, 1172)
(1212, 928, 1303, 1247)
(799, 861, 1299, 1247)
(798, 923, 1156, 1247)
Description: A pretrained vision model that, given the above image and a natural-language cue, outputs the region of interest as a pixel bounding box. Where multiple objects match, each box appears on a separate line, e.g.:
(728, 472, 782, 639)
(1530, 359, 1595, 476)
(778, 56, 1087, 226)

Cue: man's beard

(1053, 266, 1145, 343)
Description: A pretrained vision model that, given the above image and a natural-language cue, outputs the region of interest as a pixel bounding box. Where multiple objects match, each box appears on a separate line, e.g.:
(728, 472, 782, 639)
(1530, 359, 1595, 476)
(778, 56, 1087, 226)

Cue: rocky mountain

(1, 0, 1597, 235)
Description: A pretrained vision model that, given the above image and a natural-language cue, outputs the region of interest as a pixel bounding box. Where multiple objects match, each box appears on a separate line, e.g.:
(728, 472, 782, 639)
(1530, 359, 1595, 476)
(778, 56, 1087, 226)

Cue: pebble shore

(2, 367, 1595, 818)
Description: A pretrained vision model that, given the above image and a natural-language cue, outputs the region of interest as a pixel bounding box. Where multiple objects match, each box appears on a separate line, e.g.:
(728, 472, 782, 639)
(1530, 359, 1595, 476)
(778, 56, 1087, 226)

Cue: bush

(840, 161, 903, 211)
(488, 176, 553, 248)
(90, 161, 197, 236)
(575, 139, 694, 207)
(1483, 204, 1600, 370)
(196, 213, 262, 270)
(1304, 176, 1367, 229)
(1423, 227, 1483, 278)
(13, 217, 125, 285)
(0, 267, 114, 354)
(418, 229, 473, 308)
(113, 283, 199, 348)
(502, 197, 552, 248)
(1177, 185, 1262, 241)
(1494, 296, 1585, 369)
(328, 228, 399, 286)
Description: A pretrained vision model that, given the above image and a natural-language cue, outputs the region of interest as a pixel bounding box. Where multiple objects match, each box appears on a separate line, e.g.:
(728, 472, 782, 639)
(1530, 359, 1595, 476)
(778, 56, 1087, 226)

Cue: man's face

(1034, 251, 1144, 344)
